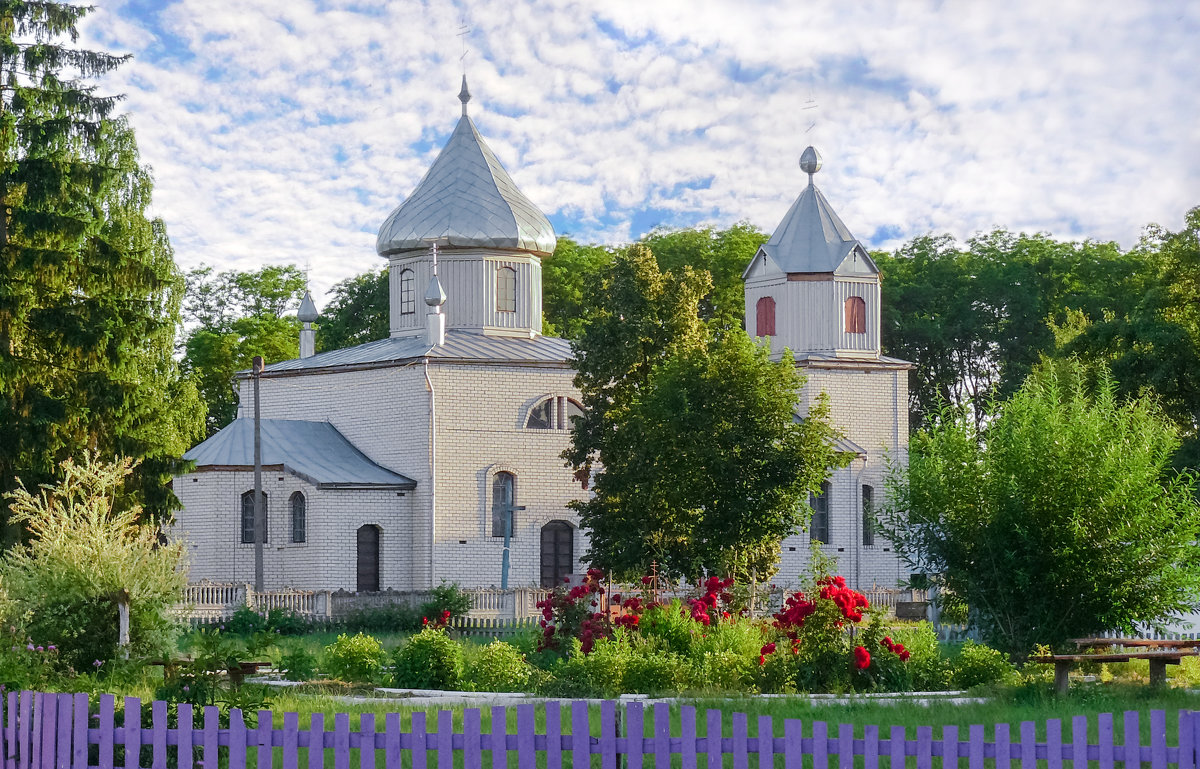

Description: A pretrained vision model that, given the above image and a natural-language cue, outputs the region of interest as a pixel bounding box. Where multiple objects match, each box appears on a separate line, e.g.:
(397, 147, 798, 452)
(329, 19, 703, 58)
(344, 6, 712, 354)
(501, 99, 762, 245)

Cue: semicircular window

(526, 398, 554, 429)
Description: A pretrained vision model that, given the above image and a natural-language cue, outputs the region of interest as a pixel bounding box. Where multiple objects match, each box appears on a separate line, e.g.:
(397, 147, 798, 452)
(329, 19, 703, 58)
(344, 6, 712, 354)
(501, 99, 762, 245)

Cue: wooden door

(540, 521, 574, 588)
(356, 525, 380, 593)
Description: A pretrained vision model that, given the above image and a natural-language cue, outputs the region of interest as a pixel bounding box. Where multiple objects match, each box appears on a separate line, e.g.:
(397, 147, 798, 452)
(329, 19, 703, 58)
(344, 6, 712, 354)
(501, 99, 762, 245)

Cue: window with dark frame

(491, 472, 515, 537)
(290, 491, 306, 544)
(496, 266, 517, 312)
(540, 520, 574, 588)
(809, 481, 831, 544)
(862, 484, 874, 546)
(399, 269, 416, 315)
(845, 296, 866, 334)
(526, 399, 553, 429)
(240, 490, 267, 544)
(527, 396, 585, 430)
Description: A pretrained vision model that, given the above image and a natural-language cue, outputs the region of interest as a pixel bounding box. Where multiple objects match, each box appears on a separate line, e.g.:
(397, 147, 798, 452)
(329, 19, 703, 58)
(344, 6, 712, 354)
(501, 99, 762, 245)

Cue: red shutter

(845, 296, 866, 334)
(756, 296, 776, 336)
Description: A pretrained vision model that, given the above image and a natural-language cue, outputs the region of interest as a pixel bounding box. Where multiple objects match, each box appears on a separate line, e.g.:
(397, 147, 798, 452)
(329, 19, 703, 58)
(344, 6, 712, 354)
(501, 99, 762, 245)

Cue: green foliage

(639, 222, 767, 329)
(180, 264, 306, 435)
(227, 606, 268, 636)
(880, 360, 1200, 658)
(538, 636, 630, 698)
(278, 644, 319, 682)
(463, 641, 532, 692)
(541, 237, 615, 339)
(391, 627, 462, 690)
(322, 632, 386, 684)
(637, 601, 699, 656)
(569, 245, 843, 579)
(155, 627, 272, 725)
(265, 608, 311, 636)
(620, 643, 691, 695)
(338, 603, 423, 633)
(0, 626, 70, 690)
(1, 454, 186, 670)
(316, 268, 389, 352)
(0, 2, 204, 535)
(418, 582, 472, 621)
(950, 641, 1018, 689)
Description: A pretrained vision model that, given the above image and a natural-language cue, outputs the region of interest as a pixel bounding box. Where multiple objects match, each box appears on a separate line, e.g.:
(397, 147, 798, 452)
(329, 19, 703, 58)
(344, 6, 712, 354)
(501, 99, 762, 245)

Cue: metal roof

(376, 81, 556, 257)
(252, 329, 573, 375)
(748, 147, 878, 277)
(184, 418, 416, 489)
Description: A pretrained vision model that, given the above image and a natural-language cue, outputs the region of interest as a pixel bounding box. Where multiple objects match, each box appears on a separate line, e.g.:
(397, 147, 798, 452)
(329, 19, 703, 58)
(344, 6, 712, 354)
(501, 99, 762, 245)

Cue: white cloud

(75, 0, 1200, 305)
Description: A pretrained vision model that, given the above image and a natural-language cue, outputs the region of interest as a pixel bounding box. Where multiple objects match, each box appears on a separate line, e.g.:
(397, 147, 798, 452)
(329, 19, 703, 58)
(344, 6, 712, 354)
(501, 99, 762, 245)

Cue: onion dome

(297, 290, 319, 323)
(376, 78, 557, 257)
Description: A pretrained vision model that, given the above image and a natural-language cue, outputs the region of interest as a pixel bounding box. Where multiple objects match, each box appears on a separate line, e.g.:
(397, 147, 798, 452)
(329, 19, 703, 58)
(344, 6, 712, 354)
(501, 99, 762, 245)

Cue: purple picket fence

(3, 691, 1197, 769)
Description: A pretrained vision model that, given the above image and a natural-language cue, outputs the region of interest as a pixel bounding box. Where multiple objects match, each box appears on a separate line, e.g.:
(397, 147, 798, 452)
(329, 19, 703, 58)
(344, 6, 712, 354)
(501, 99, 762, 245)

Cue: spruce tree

(0, 1, 204, 542)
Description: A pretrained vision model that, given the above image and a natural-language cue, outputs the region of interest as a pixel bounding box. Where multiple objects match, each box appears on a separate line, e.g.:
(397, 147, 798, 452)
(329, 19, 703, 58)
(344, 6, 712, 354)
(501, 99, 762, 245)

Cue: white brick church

(171, 82, 911, 593)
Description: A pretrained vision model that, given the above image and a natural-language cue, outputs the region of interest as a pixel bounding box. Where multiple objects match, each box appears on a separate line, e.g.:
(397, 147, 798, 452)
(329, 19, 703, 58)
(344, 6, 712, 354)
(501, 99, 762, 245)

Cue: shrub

(267, 608, 310, 635)
(951, 641, 1018, 689)
(691, 650, 754, 692)
(621, 645, 690, 695)
(419, 582, 472, 621)
(0, 455, 186, 671)
(228, 606, 268, 636)
(463, 641, 532, 692)
(538, 636, 631, 698)
(278, 644, 319, 682)
(0, 626, 70, 691)
(637, 601, 699, 657)
(323, 633, 386, 683)
(341, 604, 423, 633)
(392, 627, 462, 690)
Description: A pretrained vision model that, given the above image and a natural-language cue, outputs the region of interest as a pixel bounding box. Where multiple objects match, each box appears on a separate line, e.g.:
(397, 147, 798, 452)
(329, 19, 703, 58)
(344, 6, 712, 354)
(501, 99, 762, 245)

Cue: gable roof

(375, 89, 556, 257)
(184, 419, 416, 490)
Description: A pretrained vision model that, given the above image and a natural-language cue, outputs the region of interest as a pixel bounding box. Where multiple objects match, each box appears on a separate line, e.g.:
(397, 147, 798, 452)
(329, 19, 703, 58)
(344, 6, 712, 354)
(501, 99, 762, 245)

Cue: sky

(78, 0, 1200, 305)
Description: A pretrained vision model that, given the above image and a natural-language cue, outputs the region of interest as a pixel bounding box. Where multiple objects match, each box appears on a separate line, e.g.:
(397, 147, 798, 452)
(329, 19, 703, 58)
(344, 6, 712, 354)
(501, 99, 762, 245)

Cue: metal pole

(500, 504, 525, 590)
(253, 355, 264, 593)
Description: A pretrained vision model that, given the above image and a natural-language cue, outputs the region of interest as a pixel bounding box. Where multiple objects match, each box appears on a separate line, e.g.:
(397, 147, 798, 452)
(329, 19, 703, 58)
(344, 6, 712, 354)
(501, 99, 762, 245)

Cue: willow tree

(0, 1, 203, 541)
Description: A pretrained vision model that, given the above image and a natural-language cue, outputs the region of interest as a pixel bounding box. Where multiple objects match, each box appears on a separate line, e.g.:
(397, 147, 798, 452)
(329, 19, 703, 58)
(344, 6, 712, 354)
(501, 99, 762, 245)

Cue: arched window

(756, 296, 776, 336)
(809, 482, 830, 544)
(862, 484, 874, 547)
(491, 472, 515, 538)
(845, 296, 866, 334)
(290, 492, 306, 544)
(496, 266, 517, 312)
(399, 269, 415, 315)
(540, 521, 574, 588)
(526, 396, 585, 430)
(526, 399, 553, 429)
(240, 491, 268, 544)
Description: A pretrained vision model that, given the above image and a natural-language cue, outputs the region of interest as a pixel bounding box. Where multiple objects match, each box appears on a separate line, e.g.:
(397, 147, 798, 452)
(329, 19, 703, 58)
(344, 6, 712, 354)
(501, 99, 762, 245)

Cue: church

(170, 79, 912, 594)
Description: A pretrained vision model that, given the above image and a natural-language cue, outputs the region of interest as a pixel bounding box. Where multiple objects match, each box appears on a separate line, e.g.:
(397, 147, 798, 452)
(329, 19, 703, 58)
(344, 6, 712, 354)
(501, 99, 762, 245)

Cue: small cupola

(376, 79, 556, 340)
(297, 290, 319, 359)
(743, 147, 881, 358)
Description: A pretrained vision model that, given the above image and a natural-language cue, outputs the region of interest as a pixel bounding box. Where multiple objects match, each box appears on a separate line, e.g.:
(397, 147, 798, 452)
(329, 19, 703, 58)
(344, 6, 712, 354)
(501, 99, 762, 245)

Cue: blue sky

(79, 0, 1200, 304)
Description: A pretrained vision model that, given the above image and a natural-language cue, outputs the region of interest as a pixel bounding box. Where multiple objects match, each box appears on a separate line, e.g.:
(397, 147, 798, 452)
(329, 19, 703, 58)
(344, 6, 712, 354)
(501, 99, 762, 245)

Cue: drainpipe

(424, 358, 436, 589)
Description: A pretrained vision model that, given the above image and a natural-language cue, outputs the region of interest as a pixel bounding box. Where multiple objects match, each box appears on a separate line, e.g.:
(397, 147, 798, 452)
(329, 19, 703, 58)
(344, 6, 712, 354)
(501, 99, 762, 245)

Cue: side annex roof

(184, 418, 416, 490)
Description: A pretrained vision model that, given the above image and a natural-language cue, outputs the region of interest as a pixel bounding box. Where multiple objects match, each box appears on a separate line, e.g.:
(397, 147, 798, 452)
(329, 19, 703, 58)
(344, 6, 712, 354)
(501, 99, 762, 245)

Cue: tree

(181, 265, 305, 436)
(1, 453, 187, 670)
(316, 267, 389, 352)
(0, 1, 204, 537)
(639, 222, 767, 329)
(876, 229, 1145, 430)
(541, 237, 613, 339)
(1057, 208, 1200, 471)
(879, 361, 1200, 658)
(567, 245, 844, 579)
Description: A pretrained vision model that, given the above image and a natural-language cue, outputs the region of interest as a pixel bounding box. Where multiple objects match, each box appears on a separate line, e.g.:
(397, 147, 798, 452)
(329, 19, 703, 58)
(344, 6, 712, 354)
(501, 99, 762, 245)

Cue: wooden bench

(1032, 649, 1194, 693)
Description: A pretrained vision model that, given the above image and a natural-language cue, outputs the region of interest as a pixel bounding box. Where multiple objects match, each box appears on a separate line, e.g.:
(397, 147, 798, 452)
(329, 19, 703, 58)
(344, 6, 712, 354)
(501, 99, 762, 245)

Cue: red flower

(758, 655, 766, 666)
(760, 643, 777, 657)
(421, 617, 428, 626)
(641, 576, 653, 585)
(853, 645, 871, 670)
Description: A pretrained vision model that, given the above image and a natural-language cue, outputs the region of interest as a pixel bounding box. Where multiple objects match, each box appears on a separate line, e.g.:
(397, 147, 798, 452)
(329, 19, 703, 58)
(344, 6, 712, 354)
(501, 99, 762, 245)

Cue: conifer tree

(0, 1, 203, 542)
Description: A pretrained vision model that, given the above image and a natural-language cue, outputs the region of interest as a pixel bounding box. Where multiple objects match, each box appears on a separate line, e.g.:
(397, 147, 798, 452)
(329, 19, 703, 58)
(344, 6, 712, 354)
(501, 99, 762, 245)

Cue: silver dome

(376, 86, 557, 257)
